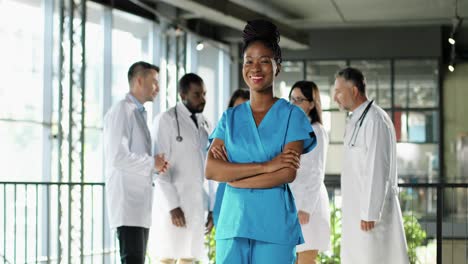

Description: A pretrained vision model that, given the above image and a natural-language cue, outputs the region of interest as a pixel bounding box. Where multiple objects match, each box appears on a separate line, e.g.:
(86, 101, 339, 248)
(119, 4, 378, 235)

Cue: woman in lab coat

(288, 81, 330, 264)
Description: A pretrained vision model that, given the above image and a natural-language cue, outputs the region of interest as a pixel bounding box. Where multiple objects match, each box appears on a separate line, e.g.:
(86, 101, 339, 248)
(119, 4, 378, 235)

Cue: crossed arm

(205, 138, 303, 189)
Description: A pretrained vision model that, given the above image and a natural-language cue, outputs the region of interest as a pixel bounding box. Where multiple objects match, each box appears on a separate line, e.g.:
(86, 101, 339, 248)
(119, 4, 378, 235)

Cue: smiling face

(242, 41, 280, 93)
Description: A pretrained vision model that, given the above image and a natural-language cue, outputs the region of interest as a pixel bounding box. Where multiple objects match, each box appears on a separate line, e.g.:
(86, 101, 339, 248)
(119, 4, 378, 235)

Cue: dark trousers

(116, 226, 149, 264)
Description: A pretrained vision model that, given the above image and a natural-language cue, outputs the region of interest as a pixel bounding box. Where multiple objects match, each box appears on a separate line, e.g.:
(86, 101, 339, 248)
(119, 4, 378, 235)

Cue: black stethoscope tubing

(174, 107, 183, 142)
(349, 100, 374, 147)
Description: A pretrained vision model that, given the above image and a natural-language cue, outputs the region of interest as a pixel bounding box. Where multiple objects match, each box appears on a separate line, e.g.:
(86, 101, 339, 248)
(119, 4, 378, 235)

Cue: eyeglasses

(289, 96, 309, 104)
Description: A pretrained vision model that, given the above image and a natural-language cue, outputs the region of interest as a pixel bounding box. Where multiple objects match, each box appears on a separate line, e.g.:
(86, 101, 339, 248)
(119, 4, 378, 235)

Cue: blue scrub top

(210, 99, 316, 245)
(212, 182, 226, 226)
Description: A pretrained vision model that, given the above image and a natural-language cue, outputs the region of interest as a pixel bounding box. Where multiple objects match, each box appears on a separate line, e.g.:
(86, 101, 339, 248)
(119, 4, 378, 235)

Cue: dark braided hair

(242, 19, 282, 64)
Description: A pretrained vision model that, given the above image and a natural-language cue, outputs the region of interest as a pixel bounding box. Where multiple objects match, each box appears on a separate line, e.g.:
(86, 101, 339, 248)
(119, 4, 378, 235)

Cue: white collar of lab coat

(177, 101, 196, 118)
(349, 99, 371, 123)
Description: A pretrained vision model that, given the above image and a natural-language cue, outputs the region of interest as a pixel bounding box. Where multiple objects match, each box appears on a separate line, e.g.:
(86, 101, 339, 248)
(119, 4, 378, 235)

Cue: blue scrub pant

(216, 237, 296, 264)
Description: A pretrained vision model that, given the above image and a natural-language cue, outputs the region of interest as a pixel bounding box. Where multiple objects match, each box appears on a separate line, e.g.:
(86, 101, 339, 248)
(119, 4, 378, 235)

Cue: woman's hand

(263, 149, 300, 173)
(210, 145, 228, 161)
(298, 210, 310, 225)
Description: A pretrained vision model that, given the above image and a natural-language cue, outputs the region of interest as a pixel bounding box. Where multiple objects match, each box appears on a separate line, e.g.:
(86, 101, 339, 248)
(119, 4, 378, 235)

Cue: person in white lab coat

(104, 61, 169, 264)
(151, 73, 214, 264)
(333, 67, 409, 264)
(288, 81, 330, 264)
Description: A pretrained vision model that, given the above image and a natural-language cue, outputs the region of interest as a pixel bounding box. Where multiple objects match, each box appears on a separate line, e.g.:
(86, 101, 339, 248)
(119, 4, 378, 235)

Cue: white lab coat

(103, 94, 155, 229)
(341, 101, 409, 264)
(150, 102, 213, 260)
(290, 123, 330, 252)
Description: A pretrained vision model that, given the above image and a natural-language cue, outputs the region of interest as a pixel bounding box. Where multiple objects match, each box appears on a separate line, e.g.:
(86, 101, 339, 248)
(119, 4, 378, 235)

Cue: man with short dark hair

(151, 73, 214, 264)
(333, 67, 409, 264)
(104, 61, 169, 264)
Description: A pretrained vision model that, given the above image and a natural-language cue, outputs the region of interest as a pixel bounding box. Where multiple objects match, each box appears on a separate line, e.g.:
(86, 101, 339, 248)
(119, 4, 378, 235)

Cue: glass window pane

(0, 0, 43, 122)
(273, 61, 304, 99)
(85, 2, 105, 128)
(163, 31, 186, 113)
(306, 61, 347, 110)
(442, 186, 468, 245)
(397, 143, 439, 181)
(394, 60, 439, 108)
(0, 121, 43, 181)
(350, 60, 391, 108)
(111, 10, 152, 104)
(84, 128, 103, 182)
(197, 44, 219, 125)
(325, 144, 344, 175)
(394, 111, 438, 143)
(323, 111, 346, 143)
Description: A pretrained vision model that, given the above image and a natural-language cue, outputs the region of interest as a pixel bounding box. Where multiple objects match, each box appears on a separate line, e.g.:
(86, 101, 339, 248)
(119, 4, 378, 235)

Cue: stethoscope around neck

(174, 106, 183, 142)
(173, 106, 208, 142)
(348, 100, 374, 147)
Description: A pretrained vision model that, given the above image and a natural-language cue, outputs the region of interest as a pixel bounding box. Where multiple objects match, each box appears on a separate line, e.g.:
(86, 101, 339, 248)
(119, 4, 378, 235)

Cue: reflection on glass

(0, 0, 43, 122)
(197, 44, 218, 125)
(394, 111, 438, 143)
(306, 61, 347, 109)
(397, 143, 438, 181)
(326, 144, 344, 175)
(84, 128, 103, 182)
(165, 33, 181, 110)
(350, 60, 391, 108)
(326, 111, 346, 143)
(273, 61, 304, 99)
(0, 121, 43, 181)
(443, 187, 468, 227)
(394, 60, 438, 108)
(86, 2, 104, 128)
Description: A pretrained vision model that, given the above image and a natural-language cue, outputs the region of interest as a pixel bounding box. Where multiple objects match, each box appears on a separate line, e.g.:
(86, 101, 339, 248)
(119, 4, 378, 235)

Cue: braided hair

(242, 19, 282, 64)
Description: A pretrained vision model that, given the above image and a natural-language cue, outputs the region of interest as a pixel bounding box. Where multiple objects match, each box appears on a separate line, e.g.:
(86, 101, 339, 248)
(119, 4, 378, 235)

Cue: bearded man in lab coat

(104, 61, 169, 264)
(151, 73, 214, 264)
(333, 67, 409, 264)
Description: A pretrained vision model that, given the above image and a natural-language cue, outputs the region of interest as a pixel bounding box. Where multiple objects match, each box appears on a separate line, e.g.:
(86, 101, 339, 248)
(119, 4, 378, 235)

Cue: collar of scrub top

(348, 100, 374, 147)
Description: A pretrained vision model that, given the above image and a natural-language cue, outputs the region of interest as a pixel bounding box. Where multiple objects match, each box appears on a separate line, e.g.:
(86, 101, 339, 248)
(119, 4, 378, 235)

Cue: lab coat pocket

(124, 174, 149, 206)
(345, 145, 367, 195)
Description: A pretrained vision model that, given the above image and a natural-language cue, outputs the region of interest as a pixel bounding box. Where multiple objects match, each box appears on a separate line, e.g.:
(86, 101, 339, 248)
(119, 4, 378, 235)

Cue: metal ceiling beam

(154, 0, 309, 49)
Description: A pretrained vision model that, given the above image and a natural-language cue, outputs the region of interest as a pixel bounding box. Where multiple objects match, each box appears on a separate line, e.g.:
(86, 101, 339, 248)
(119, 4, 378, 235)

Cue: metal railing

(0, 182, 119, 264)
(1, 181, 467, 264)
(323, 180, 468, 264)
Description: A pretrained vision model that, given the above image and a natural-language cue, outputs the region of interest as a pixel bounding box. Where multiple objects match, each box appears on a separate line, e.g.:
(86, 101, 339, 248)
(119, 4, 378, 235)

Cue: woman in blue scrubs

(205, 19, 316, 264)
